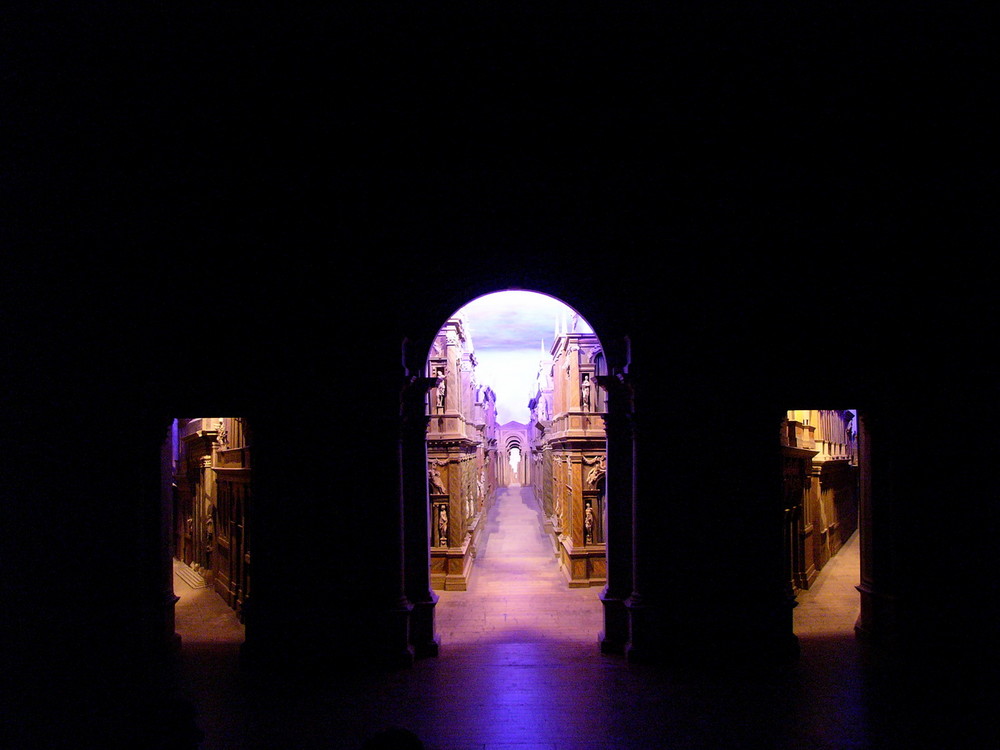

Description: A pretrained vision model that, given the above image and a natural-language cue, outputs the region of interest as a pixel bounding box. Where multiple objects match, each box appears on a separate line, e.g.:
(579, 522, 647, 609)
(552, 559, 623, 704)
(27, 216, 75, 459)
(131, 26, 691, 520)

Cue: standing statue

(437, 506, 448, 547)
(435, 367, 447, 411)
(216, 418, 229, 449)
(581, 373, 592, 411)
(584, 501, 595, 545)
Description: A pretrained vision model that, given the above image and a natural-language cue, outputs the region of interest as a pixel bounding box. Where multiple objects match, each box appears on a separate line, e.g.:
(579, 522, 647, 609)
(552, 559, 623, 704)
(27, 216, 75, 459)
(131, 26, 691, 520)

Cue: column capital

(400, 376, 438, 435)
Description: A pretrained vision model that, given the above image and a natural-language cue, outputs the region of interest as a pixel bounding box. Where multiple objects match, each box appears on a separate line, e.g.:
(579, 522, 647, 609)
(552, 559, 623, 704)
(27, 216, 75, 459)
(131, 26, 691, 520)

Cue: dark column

(159, 420, 181, 652)
(401, 375, 440, 658)
(854, 410, 899, 644)
(596, 374, 633, 655)
(385, 411, 416, 668)
(612, 370, 651, 663)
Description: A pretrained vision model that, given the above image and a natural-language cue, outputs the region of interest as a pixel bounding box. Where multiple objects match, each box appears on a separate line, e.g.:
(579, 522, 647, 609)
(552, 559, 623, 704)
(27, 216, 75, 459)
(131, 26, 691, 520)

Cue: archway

(399, 289, 633, 658)
(502, 435, 525, 487)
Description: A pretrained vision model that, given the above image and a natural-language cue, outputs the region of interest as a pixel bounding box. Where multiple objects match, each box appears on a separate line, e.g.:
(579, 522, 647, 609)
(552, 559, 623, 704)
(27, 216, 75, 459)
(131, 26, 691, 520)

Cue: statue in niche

(581, 373, 592, 411)
(584, 501, 595, 545)
(583, 454, 607, 488)
(435, 367, 447, 411)
(437, 505, 448, 547)
(205, 504, 216, 538)
(216, 418, 228, 449)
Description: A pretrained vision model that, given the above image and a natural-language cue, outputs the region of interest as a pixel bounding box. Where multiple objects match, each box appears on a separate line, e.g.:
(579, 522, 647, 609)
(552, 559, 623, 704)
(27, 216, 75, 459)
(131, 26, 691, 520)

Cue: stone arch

(502, 434, 524, 487)
(398, 287, 636, 658)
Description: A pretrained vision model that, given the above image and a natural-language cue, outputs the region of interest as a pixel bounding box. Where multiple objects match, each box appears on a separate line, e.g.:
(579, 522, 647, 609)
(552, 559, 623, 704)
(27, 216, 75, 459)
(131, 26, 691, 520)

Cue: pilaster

(400, 375, 440, 659)
(596, 374, 633, 654)
(854, 409, 900, 646)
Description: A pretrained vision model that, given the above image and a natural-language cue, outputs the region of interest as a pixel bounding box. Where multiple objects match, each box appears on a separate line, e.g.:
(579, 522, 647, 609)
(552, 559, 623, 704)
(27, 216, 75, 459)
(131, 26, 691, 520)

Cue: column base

(430, 538, 475, 590)
(599, 589, 629, 655)
(624, 595, 655, 664)
(855, 582, 899, 646)
(410, 592, 441, 659)
(382, 599, 415, 669)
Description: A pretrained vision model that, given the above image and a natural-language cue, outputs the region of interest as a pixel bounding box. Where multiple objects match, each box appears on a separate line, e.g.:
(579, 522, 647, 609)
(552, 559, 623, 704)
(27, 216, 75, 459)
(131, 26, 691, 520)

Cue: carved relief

(429, 464, 447, 495)
(583, 453, 607, 488)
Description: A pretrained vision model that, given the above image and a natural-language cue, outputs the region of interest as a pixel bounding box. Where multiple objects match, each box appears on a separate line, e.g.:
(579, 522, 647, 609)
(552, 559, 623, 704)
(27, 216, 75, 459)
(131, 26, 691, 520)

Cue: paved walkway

(793, 529, 861, 637)
(169, 502, 991, 749)
(435, 486, 603, 645)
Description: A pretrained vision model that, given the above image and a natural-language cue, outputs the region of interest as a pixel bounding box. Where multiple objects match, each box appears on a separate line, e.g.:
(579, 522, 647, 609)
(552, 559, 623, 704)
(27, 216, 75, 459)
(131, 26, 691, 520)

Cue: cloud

(450, 291, 595, 424)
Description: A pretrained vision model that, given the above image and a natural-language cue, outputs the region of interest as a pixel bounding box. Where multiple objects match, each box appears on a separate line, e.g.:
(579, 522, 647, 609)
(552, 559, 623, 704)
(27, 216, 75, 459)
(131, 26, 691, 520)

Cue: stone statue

(435, 367, 447, 411)
(583, 454, 606, 487)
(429, 464, 447, 495)
(437, 506, 448, 547)
(581, 373, 591, 411)
(584, 502, 594, 545)
(216, 418, 228, 449)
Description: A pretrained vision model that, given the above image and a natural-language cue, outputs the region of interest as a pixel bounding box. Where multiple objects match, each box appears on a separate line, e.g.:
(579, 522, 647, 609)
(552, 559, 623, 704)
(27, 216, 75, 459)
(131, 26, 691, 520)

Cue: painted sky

(453, 291, 594, 425)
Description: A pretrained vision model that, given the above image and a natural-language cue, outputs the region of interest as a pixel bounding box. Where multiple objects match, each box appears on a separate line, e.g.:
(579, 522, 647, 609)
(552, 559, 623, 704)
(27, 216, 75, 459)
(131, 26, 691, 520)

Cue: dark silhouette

(361, 727, 424, 750)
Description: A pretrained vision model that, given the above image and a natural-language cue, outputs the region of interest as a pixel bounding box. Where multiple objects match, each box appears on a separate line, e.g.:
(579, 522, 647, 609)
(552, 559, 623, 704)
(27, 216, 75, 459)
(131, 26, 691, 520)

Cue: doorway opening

(164, 417, 250, 649)
(426, 290, 608, 644)
(782, 409, 862, 639)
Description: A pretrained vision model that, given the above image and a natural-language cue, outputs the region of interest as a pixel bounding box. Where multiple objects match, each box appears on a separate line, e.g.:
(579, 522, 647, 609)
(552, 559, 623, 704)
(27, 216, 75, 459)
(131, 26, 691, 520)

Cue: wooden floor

(171, 489, 993, 750)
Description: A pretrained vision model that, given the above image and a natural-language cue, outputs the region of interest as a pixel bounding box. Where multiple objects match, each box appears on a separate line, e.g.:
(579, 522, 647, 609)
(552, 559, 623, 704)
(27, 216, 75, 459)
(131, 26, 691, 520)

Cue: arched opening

(405, 289, 624, 653)
(504, 438, 523, 487)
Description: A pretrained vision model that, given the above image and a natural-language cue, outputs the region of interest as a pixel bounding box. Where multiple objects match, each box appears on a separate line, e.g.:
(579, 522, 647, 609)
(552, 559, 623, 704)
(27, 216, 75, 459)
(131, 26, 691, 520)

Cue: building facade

(426, 318, 499, 590)
(528, 329, 608, 588)
(172, 417, 252, 619)
(781, 410, 859, 594)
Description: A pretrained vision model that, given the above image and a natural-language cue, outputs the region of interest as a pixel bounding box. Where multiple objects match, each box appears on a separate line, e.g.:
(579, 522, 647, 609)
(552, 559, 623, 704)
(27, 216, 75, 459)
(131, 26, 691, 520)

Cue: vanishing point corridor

(435, 486, 603, 645)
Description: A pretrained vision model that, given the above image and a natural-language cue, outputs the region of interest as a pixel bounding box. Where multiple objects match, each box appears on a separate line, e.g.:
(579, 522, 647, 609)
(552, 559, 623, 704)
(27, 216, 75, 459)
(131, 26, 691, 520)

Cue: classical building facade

(528, 329, 608, 588)
(171, 417, 252, 619)
(781, 410, 859, 592)
(426, 318, 499, 590)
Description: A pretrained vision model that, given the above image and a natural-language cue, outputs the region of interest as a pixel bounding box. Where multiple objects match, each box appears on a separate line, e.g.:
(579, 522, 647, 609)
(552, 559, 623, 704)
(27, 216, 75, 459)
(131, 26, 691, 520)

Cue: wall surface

(3, 4, 995, 746)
